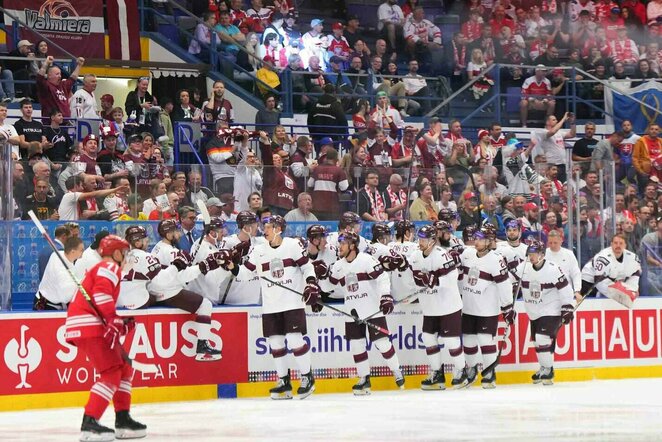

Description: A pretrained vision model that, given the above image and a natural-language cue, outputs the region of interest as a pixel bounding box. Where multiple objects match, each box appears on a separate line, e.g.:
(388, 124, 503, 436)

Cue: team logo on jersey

(346, 273, 359, 292)
(270, 258, 285, 279)
(467, 268, 480, 286)
(530, 281, 542, 299)
(3, 325, 42, 389)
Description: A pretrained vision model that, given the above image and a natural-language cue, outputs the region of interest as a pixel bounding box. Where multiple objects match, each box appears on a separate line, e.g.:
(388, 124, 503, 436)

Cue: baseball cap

(100, 94, 114, 104)
(464, 192, 478, 201)
(376, 91, 388, 98)
(100, 125, 118, 139)
(524, 202, 538, 211)
(263, 55, 274, 63)
(128, 134, 143, 143)
(17, 40, 33, 48)
(319, 136, 334, 146)
(83, 134, 99, 145)
(310, 18, 323, 27)
(332, 22, 343, 31)
(206, 197, 224, 207)
(611, 6, 620, 14)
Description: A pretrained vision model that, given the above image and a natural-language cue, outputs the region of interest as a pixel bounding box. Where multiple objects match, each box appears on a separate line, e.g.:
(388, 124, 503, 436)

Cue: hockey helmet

(438, 208, 458, 223)
(206, 217, 226, 234)
(526, 239, 545, 254)
(505, 219, 522, 231)
(236, 211, 258, 229)
(263, 215, 287, 231)
(394, 219, 415, 238)
(371, 223, 392, 241)
(157, 219, 179, 238)
(338, 231, 360, 247)
(339, 211, 361, 229)
(306, 224, 329, 240)
(417, 225, 437, 240)
(434, 220, 452, 233)
(98, 235, 130, 257)
(462, 224, 478, 242)
(124, 225, 147, 243)
(481, 223, 497, 240)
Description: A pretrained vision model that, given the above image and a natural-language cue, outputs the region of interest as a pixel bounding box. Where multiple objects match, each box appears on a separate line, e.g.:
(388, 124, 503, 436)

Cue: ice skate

(466, 365, 478, 386)
(481, 368, 496, 389)
(195, 339, 222, 361)
(270, 370, 293, 400)
(451, 368, 469, 389)
(393, 369, 405, 390)
(352, 375, 371, 395)
(421, 370, 445, 390)
(297, 371, 315, 399)
(540, 367, 554, 385)
(80, 415, 115, 442)
(115, 410, 147, 439)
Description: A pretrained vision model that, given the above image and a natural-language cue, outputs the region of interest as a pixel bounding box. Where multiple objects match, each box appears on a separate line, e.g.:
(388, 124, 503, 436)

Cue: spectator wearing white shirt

(403, 60, 430, 115)
(234, 147, 263, 212)
(531, 112, 577, 182)
(0, 103, 20, 158)
(33, 236, 84, 310)
(70, 74, 99, 119)
(377, 0, 405, 52)
(58, 174, 127, 220)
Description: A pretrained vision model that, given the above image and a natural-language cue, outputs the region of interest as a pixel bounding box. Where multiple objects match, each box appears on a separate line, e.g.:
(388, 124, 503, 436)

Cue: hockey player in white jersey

(119, 224, 223, 361)
(435, 219, 465, 254)
(306, 225, 338, 303)
(458, 225, 514, 388)
(228, 215, 318, 399)
(516, 240, 575, 385)
(367, 223, 410, 273)
(545, 229, 582, 300)
(326, 211, 369, 253)
(409, 225, 467, 390)
(189, 218, 234, 304)
(319, 231, 405, 395)
(388, 220, 419, 302)
(581, 234, 641, 308)
(497, 220, 528, 275)
(152, 220, 183, 265)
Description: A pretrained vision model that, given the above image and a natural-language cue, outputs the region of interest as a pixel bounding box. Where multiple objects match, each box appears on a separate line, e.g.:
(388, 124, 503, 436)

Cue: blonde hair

(471, 48, 484, 64)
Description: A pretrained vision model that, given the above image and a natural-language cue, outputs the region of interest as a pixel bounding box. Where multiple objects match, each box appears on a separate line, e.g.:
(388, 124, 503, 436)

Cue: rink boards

(1, 298, 661, 411)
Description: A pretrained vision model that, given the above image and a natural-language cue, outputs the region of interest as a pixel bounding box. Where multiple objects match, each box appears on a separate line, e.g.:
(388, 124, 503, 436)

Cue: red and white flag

(106, 0, 142, 60)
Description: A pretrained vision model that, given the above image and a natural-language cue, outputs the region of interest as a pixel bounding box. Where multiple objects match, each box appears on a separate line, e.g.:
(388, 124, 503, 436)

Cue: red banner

(4, 0, 105, 58)
(0, 311, 248, 395)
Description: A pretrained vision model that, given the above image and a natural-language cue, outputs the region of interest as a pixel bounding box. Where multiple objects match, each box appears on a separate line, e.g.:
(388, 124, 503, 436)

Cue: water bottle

(220, 107, 227, 123)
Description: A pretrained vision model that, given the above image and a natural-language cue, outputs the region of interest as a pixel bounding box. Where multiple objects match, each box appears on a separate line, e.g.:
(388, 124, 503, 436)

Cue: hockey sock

(194, 298, 213, 340)
(477, 333, 498, 369)
(85, 368, 121, 420)
(268, 335, 289, 378)
(286, 332, 311, 375)
(422, 332, 442, 371)
(534, 334, 554, 368)
(113, 363, 135, 413)
(374, 337, 401, 372)
(440, 337, 465, 373)
(462, 334, 481, 368)
(350, 339, 371, 377)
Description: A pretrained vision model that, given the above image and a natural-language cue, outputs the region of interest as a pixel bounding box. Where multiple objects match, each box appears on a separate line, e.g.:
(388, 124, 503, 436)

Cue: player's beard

(438, 235, 450, 247)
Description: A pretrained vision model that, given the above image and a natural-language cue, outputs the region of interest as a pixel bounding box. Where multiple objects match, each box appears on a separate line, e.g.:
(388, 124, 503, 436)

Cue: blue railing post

(282, 68, 292, 115)
(174, 123, 181, 171)
(138, 0, 145, 32)
(210, 33, 218, 74)
(494, 64, 501, 125)
(11, 20, 19, 46)
(571, 67, 578, 116)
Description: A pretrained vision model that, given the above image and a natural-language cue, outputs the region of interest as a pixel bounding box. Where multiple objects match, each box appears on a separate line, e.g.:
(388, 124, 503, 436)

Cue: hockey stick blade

(27, 211, 159, 374)
(261, 276, 390, 335)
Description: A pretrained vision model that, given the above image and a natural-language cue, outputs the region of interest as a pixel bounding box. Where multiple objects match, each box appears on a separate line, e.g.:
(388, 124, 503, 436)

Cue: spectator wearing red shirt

(73, 134, 103, 178)
(489, 5, 515, 38)
(148, 191, 180, 220)
(461, 10, 483, 43)
(519, 65, 555, 128)
(601, 6, 625, 40)
(595, 0, 619, 22)
(36, 56, 84, 122)
(308, 147, 349, 220)
(258, 131, 297, 216)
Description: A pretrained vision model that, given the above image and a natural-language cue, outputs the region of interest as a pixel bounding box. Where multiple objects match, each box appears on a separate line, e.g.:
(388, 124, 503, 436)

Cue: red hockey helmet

(98, 235, 130, 257)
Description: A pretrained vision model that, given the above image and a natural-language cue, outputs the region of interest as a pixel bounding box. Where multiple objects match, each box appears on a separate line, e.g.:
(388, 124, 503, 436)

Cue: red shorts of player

(262, 308, 307, 337)
(530, 316, 562, 339)
(76, 336, 126, 373)
(461, 314, 499, 336)
(422, 309, 462, 337)
(345, 317, 389, 341)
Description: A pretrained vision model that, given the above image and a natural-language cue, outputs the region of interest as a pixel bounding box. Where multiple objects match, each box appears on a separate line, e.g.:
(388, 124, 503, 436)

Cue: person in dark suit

(177, 205, 200, 252)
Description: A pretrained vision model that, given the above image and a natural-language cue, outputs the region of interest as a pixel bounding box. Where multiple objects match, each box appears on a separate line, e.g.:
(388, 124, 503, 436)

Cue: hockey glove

(103, 317, 130, 349)
(378, 254, 407, 272)
(172, 250, 193, 271)
(448, 249, 462, 266)
(210, 250, 233, 270)
(313, 260, 330, 280)
(380, 295, 395, 315)
(303, 281, 320, 306)
(561, 304, 574, 324)
(412, 270, 431, 288)
(199, 254, 222, 274)
(123, 317, 136, 334)
(501, 304, 516, 326)
(232, 241, 251, 262)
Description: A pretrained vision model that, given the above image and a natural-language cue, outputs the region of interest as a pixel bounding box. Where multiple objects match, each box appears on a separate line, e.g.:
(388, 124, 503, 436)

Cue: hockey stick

(190, 199, 211, 260)
(28, 211, 159, 374)
(362, 288, 426, 322)
(261, 276, 391, 335)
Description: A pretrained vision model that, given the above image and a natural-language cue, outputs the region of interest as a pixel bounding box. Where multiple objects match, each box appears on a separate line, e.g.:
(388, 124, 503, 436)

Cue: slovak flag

(106, 0, 142, 60)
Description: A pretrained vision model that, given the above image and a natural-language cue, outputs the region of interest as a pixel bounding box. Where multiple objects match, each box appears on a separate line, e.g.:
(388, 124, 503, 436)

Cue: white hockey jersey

(387, 240, 418, 301)
(73, 246, 101, 280)
(545, 247, 582, 292)
(516, 259, 574, 320)
(458, 248, 512, 316)
(151, 240, 179, 266)
(497, 241, 528, 278)
(217, 234, 261, 305)
(189, 239, 232, 304)
(243, 237, 315, 314)
(309, 242, 340, 298)
(320, 252, 390, 320)
(366, 241, 391, 259)
(409, 246, 463, 316)
(581, 247, 641, 295)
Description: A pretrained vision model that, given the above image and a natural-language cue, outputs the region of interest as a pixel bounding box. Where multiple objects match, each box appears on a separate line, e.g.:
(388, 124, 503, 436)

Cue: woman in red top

(65, 235, 146, 441)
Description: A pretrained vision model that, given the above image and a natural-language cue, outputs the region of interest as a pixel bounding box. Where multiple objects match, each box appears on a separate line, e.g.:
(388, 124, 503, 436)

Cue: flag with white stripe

(106, 0, 142, 60)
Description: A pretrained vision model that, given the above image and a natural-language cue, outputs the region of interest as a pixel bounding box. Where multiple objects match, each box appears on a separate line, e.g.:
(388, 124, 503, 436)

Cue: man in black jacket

(307, 84, 347, 149)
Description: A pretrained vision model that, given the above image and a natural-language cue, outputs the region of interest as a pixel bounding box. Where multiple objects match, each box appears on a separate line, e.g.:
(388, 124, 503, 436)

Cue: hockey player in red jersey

(65, 235, 146, 441)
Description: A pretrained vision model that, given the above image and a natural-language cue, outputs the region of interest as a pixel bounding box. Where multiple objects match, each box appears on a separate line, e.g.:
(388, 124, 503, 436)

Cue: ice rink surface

(2, 378, 662, 441)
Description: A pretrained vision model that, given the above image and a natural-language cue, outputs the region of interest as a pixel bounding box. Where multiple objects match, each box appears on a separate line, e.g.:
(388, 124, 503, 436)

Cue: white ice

(1, 378, 661, 441)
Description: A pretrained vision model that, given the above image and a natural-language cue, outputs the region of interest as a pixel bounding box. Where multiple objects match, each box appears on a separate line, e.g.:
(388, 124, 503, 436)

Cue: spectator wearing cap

(36, 55, 85, 122)
(283, 11, 301, 40)
(219, 194, 239, 221)
(307, 83, 348, 146)
(70, 74, 99, 119)
(602, 6, 625, 39)
(246, 0, 272, 33)
(284, 192, 318, 222)
(6, 40, 34, 100)
(43, 109, 73, 165)
(122, 133, 152, 194)
(255, 94, 281, 131)
(14, 99, 48, 160)
(377, 0, 405, 52)
(72, 134, 102, 178)
(457, 191, 482, 230)
(97, 126, 128, 182)
(327, 22, 351, 65)
(256, 55, 282, 97)
(520, 201, 542, 232)
(343, 15, 364, 49)
(100, 94, 115, 122)
(200, 196, 224, 220)
(519, 65, 555, 127)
